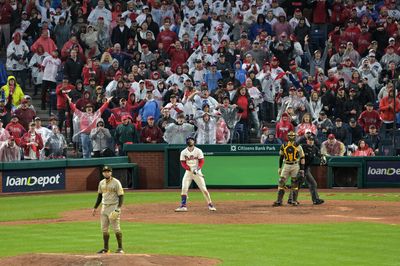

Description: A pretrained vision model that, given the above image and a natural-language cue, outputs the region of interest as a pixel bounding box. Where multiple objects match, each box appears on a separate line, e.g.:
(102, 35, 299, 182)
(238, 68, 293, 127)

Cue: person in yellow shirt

(1, 76, 24, 108)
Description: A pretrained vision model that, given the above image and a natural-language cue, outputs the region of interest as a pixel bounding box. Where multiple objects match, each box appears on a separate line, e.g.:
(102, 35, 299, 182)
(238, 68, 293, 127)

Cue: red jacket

(357, 32, 372, 55)
(168, 47, 189, 72)
(140, 125, 164, 143)
(358, 110, 382, 132)
(344, 26, 361, 46)
(379, 95, 400, 122)
(0, 3, 12, 24)
(56, 84, 75, 109)
(20, 131, 44, 159)
(275, 120, 295, 142)
(109, 106, 133, 128)
(352, 145, 375, 157)
(5, 122, 26, 144)
(82, 65, 104, 86)
(14, 108, 36, 131)
(156, 30, 178, 50)
(312, 1, 328, 24)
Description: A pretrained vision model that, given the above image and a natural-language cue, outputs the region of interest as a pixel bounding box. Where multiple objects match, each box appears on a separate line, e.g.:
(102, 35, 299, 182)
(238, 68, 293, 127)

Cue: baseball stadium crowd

(0, 0, 399, 161)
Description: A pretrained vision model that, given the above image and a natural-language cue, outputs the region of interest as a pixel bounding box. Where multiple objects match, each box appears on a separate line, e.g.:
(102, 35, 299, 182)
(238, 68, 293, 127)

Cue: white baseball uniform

(180, 146, 212, 204)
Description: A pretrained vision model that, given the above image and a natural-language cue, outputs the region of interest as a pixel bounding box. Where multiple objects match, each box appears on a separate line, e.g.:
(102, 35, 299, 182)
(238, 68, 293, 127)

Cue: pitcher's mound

(0, 253, 221, 266)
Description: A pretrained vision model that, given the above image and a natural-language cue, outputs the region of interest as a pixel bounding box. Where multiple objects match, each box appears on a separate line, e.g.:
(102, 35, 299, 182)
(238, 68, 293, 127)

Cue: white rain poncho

(163, 122, 195, 144)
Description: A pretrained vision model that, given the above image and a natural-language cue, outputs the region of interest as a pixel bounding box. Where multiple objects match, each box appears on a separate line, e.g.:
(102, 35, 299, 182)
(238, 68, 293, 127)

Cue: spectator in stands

(1, 76, 24, 108)
(358, 102, 382, 132)
(29, 45, 49, 96)
(351, 140, 375, 157)
(44, 125, 67, 159)
(90, 118, 112, 157)
(31, 29, 57, 54)
(296, 113, 317, 137)
(275, 112, 294, 143)
(348, 118, 364, 145)
(140, 116, 163, 143)
(56, 79, 75, 132)
(331, 118, 349, 145)
(314, 111, 333, 142)
(321, 134, 346, 157)
(6, 32, 29, 90)
(63, 49, 84, 85)
(0, 118, 10, 141)
(66, 95, 112, 158)
(20, 122, 44, 160)
(0, 137, 20, 162)
(34, 117, 51, 146)
(379, 86, 400, 134)
(41, 50, 61, 110)
(115, 115, 139, 154)
(364, 125, 381, 154)
(163, 113, 195, 144)
(14, 99, 36, 131)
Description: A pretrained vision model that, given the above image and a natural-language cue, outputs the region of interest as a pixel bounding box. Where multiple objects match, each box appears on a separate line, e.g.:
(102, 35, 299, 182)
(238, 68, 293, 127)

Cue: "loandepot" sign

(2, 168, 65, 193)
(366, 161, 400, 183)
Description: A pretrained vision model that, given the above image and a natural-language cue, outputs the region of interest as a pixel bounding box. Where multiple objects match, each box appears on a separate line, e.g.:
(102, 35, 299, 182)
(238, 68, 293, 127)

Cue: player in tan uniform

(175, 136, 216, 212)
(273, 131, 305, 206)
(92, 166, 125, 254)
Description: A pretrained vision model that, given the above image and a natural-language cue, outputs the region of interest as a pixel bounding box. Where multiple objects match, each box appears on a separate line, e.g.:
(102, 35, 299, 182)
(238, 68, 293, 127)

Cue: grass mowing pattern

(0, 222, 399, 266)
(0, 191, 399, 222)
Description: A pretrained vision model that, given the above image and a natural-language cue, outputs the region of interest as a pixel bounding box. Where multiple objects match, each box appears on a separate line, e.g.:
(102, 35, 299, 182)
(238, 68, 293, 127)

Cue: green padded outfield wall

(202, 155, 279, 187)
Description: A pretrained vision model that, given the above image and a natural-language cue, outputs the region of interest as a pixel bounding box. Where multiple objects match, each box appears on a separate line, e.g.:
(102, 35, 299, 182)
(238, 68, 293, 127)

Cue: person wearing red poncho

(20, 122, 44, 160)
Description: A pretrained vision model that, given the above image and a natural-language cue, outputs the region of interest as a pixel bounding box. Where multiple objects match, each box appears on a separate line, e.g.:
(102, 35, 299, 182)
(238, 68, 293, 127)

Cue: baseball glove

(109, 209, 120, 221)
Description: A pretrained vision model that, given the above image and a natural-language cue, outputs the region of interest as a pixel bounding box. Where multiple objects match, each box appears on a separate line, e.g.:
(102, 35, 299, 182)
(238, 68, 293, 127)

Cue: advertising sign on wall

(2, 168, 65, 193)
(366, 161, 400, 183)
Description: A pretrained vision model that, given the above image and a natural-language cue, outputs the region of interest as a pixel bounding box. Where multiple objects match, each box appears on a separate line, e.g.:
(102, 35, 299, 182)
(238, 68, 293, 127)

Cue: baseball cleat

(291, 201, 300, 206)
(313, 199, 325, 205)
(115, 248, 124, 254)
(97, 248, 109, 254)
(208, 204, 217, 211)
(175, 206, 188, 212)
(272, 201, 282, 207)
(287, 199, 293, 205)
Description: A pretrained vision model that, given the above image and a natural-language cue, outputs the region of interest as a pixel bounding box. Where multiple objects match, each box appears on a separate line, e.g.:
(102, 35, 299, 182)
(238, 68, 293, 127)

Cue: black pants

(41, 80, 56, 108)
(288, 166, 320, 203)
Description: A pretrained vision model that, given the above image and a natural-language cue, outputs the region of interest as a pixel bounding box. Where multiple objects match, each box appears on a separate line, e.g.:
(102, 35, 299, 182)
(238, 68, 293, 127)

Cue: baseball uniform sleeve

(116, 180, 124, 196)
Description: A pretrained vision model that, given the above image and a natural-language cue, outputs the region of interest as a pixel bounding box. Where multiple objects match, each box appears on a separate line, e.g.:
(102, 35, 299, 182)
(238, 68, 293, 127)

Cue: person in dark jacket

(331, 118, 349, 145)
(344, 88, 362, 122)
(115, 115, 139, 155)
(348, 118, 364, 145)
(111, 16, 131, 50)
(334, 87, 347, 121)
(63, 49, 84, 85)
(269, 38, 295, 71)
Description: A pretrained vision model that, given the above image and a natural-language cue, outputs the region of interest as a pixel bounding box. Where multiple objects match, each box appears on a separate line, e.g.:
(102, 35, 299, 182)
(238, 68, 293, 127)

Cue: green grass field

(0, 191, 399, 266)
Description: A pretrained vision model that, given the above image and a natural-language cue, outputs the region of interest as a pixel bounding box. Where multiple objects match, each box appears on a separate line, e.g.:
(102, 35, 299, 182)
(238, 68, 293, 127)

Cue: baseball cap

(328, 134, 335, 139)
(349, 118, 356, 123)
(34, 117, 41, 121)
(102, 166, 112, 172)
(195, 59, 202, 63)
(262, 126, 269, 132)
(389, 37, 395, 42)
(319, 111, 326, 116)
(350, 88, 356, 93)
(339, 43, 346, 48)
(142, 44, 148, 48)
(147, 115, 154, 120)
(366, 102, 374, 107)
(21, 99, 28, 104)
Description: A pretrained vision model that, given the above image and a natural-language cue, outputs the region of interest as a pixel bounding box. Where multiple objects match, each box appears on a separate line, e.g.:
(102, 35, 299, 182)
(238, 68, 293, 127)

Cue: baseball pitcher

(175, 136, 217, 212)
(92, 166, 124, 254)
